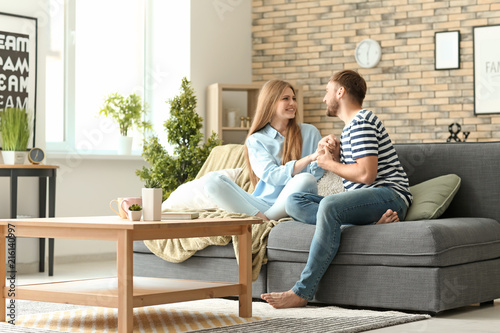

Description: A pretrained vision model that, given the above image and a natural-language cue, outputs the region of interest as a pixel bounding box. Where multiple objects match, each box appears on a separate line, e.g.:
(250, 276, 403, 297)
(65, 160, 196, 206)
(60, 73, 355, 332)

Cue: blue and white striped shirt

(340, 110, 412, 207)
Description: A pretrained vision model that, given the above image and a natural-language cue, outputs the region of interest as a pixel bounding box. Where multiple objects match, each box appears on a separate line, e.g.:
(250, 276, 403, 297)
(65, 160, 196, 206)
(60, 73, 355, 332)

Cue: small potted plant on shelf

(128, 204, 142, 221)
(142, 179, 162, 221)
(99, 92, 152, 155)
(0, 107, 31, 164)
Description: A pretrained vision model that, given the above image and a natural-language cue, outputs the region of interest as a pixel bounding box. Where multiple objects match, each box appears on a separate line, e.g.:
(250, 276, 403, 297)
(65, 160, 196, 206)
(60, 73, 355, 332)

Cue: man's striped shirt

(340, 109, 412, 207)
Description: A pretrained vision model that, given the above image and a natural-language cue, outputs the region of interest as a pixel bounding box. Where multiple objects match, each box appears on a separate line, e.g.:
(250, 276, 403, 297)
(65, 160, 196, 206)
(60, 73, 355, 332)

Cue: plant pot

(128, 210, 142, 221)
(142, 188, 162, 221)
(118, 136, 133, 155)
(1, 151, 27, 165)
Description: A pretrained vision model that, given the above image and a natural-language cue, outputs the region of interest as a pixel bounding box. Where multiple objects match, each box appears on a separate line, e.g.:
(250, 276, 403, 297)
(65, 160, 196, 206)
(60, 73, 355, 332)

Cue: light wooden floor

(18, 260, 500, 333)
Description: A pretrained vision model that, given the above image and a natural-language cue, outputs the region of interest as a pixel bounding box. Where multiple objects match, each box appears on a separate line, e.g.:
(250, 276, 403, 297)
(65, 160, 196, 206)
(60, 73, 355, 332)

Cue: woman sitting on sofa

(204, 79, 324, 221)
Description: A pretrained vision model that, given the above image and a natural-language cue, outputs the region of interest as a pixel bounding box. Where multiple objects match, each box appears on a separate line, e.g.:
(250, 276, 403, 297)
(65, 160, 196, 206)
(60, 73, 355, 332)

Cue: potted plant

(99, 93, 153, 155)
(0, 107, 31, 164)
(128, 204, 142, 221)
(142, 179, 162, 221)
(136, 77, 221, 201)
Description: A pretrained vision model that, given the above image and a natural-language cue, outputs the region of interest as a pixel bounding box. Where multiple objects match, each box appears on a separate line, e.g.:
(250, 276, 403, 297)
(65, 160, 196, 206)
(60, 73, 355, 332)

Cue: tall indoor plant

(0, 107, 31, 164)
(99, 92, 152, 154)
(136, 77, 221, 201)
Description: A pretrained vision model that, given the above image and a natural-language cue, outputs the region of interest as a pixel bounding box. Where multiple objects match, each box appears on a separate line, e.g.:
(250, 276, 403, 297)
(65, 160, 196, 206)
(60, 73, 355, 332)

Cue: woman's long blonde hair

(245, 80, 303, 186)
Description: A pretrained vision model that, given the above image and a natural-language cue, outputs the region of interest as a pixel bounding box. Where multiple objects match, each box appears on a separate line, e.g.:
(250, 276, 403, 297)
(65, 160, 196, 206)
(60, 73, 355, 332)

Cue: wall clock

(28, 147, 46, 165)
(355, 39, 382, 68)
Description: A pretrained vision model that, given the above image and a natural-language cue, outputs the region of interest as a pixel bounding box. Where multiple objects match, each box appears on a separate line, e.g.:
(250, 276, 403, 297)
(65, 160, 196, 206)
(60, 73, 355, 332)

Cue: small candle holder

(240, 116, 246, 128)
(246, 117, 251, 128)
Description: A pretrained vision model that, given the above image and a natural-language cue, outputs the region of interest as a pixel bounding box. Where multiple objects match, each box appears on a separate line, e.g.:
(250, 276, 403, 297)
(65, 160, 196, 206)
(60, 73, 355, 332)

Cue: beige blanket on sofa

(144, 209, 283, 282)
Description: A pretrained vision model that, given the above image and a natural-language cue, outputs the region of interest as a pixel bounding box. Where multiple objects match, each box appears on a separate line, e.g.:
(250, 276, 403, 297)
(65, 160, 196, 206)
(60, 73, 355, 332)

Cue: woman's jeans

(285, 186, 408, 301)
(204, 172, 318, 220)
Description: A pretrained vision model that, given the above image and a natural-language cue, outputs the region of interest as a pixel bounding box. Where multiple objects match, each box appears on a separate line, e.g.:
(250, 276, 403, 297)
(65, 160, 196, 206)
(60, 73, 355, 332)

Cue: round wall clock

(28, 147, 46, 165)
(355, 39, 382, 68)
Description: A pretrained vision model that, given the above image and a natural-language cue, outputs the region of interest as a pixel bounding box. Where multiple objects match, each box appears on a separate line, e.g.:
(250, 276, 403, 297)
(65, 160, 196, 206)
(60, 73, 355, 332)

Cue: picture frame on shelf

(0, 12, 38, 150)
(434, 30, 460, 70)
(473, 25, 500, 115)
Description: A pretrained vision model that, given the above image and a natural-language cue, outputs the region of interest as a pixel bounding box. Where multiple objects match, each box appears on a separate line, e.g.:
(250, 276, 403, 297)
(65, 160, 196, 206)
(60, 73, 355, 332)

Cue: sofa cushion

(266, 218, 500, 267)
(161, 168, 242, 210)
(405, 174, 461, 221)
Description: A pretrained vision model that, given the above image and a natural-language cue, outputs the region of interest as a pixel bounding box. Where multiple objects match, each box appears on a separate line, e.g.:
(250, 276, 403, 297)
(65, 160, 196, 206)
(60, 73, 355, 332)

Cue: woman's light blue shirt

(246, 123, 324, 205)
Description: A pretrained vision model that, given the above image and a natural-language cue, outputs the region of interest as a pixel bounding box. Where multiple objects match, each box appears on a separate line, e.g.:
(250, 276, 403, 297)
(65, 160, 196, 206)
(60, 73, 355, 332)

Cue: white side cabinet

(206, 83, 303, 144)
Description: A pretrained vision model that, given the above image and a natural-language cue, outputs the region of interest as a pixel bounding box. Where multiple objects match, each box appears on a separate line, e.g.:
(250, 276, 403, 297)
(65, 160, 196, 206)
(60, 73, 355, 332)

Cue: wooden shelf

(206, 83, 303, 144)
(9, 277, 242, 308)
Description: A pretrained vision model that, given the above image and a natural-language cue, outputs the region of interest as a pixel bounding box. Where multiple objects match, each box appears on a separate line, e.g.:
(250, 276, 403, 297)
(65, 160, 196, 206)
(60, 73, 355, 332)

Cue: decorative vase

(128, 210, 142, 221)
(1, 151, 27, 165)
(142, 188, 162, 221)
(118, 136, 133, 155)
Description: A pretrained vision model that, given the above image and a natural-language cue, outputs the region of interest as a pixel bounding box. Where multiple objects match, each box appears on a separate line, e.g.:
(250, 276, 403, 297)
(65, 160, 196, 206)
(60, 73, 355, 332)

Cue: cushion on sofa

(266, 218, 500, 268)
(405, 174, 461, 221)
(162, 168, 242, 211)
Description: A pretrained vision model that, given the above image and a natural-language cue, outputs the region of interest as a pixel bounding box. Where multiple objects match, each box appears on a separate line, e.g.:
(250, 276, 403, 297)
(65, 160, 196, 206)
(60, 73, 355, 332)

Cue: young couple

(204, 70, 413, 309)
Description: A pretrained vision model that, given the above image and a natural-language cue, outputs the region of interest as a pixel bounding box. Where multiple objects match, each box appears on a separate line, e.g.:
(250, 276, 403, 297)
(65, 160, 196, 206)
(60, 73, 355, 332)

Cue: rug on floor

(3, 298, 430, 333)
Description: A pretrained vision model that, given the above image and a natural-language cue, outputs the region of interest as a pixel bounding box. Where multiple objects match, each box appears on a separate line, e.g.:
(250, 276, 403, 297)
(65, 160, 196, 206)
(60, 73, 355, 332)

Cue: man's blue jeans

(285, 186, 408, 301)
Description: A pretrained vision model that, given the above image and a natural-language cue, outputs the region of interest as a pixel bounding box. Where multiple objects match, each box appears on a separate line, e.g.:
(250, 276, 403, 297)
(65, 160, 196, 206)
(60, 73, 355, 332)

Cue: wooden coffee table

(0, 216, 261, 333)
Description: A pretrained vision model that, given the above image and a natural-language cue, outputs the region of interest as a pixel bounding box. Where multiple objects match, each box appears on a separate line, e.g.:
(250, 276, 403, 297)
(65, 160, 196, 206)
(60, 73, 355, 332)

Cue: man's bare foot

(376, 209, 399, 224)
(261, 290, 308, 309)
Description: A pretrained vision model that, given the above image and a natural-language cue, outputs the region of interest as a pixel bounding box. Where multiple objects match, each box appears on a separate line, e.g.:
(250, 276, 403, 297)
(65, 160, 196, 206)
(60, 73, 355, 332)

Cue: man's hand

(318, 134, 340, 161)
(317, 146, 335, 169)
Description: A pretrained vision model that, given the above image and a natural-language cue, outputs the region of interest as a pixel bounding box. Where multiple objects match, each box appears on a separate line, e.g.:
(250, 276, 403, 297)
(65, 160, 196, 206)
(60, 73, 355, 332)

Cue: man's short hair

(330, 70, 367, 106)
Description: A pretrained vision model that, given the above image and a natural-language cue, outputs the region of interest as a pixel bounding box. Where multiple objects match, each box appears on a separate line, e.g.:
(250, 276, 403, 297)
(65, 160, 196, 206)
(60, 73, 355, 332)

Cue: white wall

(1, 0, 252, 269)
(190, 0, 252, 135)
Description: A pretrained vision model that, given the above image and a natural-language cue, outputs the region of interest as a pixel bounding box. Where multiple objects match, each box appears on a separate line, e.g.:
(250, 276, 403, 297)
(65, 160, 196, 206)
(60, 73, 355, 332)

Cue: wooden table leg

(238, 224, 252, 318)
(117, 230, 133, 333)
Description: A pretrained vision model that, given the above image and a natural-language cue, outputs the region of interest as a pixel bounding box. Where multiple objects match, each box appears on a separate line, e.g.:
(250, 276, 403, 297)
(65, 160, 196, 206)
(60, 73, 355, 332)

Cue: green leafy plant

(99, 93, 153, 136)
(0, 107, 31, 151)
(144, 179, 161, 188)
(128, 204, 142, 211)
(136, 77, 221, 200)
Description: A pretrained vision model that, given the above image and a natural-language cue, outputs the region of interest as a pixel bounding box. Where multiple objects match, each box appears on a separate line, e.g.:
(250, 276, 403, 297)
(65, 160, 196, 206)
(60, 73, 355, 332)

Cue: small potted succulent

(142, 179, 162, 221)
(128, 204, 142, 221)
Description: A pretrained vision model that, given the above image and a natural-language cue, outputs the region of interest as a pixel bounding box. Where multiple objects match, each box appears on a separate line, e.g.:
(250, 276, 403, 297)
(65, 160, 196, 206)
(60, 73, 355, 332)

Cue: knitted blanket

(144, 209, 284, 282)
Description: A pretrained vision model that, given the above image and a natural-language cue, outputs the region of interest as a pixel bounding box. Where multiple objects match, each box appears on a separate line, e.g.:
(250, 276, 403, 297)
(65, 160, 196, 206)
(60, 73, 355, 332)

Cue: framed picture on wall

(0, 12, 38, 149)
(473, 25, 500, 115)
(435, 31, 460, 70)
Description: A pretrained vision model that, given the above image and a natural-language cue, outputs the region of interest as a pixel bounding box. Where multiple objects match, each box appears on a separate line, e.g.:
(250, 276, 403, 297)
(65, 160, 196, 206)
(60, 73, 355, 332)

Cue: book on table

(161, 212, 199, 220)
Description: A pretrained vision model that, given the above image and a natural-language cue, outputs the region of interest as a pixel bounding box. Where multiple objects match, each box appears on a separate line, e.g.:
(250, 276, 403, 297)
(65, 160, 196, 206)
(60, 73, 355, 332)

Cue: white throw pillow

(161, 168, 243, 211)
(317, 171, 345, 197)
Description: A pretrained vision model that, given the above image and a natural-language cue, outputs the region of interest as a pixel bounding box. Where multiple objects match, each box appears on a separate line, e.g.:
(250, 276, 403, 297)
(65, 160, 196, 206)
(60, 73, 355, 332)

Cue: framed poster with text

(473, 25, 500, 115)
(0, 12, 38, 149)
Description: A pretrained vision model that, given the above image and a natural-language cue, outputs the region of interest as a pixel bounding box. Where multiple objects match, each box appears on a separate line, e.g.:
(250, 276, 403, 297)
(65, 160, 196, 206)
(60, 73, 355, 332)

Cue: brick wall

(252, 0, 500, 143)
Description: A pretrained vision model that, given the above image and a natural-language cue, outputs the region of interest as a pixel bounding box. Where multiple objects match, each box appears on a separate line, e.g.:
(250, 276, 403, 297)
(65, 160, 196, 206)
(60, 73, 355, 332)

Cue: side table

(0, 164, 58, 276)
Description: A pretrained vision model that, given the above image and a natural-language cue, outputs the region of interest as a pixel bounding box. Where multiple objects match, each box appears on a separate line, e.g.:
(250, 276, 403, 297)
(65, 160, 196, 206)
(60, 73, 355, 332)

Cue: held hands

(317, 145, 334, 169)
(317, 134, 340, 161)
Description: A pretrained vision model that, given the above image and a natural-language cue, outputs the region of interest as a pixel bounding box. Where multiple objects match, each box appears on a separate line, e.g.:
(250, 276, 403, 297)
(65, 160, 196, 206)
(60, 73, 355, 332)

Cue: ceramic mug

(110, 197, 142, 219)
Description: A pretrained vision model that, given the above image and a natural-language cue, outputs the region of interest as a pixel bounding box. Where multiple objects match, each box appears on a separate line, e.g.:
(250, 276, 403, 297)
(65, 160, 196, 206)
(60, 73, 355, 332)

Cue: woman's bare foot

(256, 211, 270, 221)
(376, 209, 399, 224)
(261, 290, 308, 309)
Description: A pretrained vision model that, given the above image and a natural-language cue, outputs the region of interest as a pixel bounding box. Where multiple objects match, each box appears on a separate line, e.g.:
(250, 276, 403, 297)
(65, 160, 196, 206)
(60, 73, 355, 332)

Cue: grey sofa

(134, 142, 500, 314)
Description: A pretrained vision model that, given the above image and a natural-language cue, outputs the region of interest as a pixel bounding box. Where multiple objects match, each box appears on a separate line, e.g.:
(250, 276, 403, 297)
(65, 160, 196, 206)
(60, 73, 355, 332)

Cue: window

(45, 0, 190, 155)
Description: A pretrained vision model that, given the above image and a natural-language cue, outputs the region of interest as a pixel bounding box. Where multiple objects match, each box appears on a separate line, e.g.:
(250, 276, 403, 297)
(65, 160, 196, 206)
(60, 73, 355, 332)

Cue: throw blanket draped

(144, 209, 284, 282)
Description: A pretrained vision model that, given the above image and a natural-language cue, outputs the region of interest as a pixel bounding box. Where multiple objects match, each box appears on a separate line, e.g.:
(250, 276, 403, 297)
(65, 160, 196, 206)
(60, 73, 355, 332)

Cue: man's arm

(317, 146, 378, 185)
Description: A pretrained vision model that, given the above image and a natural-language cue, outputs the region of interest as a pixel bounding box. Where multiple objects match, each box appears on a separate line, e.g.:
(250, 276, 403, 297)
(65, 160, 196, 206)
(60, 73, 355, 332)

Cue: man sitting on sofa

(261, 69, 413, 308)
